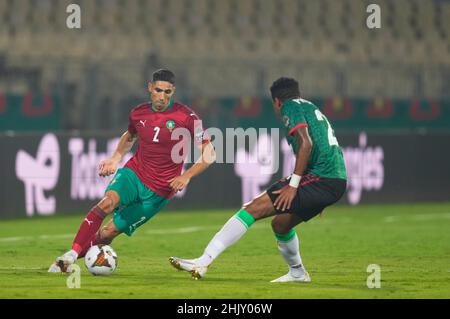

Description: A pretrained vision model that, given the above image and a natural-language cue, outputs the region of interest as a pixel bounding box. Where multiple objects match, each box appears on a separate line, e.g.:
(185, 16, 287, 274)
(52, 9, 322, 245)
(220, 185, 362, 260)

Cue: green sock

(233, 209, 255, 229)
(274, 228, 296, 242)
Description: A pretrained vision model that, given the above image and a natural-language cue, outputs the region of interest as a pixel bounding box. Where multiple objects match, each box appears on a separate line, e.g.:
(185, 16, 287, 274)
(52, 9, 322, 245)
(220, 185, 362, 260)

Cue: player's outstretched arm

(169, 141, 216, 192)
(99, 130, 138, 177)
(273, 126, 312, 211)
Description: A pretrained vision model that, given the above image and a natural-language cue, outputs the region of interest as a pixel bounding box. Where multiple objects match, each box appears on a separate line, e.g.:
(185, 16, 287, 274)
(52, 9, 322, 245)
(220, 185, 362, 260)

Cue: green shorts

(105, 167, 169, 236)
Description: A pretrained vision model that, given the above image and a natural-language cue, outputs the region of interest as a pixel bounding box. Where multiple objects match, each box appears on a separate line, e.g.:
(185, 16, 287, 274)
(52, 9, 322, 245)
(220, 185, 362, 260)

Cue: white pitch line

(145, 226, 211, 235)
(0, 236, 32, 242)
(1, 212, 448, 243)
(0, 267, 44, 270)
(38, 234, 72, 240)
(383, 216, 398, 223)
(383, 212, 450, 223)
(145, 223, 265, 235)
(0, 234, 72, 242)
(0, 224, 265, 243)
(411, 213, 450, 221)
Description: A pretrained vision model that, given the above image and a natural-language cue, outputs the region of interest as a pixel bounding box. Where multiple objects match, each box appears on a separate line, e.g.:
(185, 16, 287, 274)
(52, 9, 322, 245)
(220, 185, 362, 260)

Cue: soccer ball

(84, 245, 117, 276)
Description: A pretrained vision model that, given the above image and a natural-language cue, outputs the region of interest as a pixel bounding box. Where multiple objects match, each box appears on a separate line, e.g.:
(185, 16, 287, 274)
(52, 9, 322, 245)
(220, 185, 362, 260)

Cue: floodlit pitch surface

(0, 203, 449, 298)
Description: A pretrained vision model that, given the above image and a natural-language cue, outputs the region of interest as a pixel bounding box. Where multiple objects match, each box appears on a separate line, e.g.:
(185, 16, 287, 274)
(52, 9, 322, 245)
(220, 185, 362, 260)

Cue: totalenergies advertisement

(1, 130, 449, 218)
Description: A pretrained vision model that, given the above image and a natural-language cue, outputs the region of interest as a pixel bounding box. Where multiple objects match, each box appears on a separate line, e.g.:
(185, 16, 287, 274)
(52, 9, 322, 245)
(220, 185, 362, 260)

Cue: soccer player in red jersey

(49, 69, 215, 272)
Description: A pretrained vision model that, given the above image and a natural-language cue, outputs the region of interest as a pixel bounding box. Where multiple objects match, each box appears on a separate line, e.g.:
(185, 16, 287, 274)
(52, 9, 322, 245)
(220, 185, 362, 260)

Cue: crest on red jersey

(166, 120, 176, 132)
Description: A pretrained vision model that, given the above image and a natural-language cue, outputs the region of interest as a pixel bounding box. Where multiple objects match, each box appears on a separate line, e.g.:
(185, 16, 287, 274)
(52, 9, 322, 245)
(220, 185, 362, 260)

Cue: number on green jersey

(314, 109, 339, 146)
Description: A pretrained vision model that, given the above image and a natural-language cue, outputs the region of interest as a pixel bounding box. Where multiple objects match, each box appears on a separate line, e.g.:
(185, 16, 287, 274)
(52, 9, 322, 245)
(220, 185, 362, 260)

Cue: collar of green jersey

(280, 98, 296, 112)
(151, 98, 174, 112)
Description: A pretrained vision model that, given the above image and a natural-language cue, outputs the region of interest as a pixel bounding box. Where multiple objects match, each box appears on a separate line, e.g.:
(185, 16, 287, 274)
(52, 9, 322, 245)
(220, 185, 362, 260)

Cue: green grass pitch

(0, 203, 449, 298)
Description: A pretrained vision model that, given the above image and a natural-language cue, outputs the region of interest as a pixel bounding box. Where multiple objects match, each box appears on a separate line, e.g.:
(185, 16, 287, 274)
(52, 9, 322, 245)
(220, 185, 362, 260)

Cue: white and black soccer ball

(84, 245, 118, 276)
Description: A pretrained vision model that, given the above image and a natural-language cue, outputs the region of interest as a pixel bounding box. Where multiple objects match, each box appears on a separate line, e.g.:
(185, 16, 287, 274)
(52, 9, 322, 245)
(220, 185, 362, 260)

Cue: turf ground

(0, 202, 449, 299)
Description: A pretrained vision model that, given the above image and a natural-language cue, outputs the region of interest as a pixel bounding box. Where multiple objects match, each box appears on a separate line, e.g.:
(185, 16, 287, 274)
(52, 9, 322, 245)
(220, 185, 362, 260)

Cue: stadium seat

(1, 0, 449, 109)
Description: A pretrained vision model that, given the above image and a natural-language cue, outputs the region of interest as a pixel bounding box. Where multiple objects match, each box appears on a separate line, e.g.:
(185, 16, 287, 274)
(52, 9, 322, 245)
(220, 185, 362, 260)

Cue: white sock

(277, 233, 304, 277)
(196, 210, 254, 266)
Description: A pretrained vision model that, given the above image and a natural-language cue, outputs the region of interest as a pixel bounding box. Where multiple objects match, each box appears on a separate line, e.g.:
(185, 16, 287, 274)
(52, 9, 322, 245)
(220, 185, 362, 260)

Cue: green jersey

(281, 98, 347, 180)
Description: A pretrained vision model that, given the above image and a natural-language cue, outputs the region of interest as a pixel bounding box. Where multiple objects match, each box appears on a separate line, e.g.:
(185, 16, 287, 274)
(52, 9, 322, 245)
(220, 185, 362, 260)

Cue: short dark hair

(270, 77, 300, 102)
(152, 69, 175, 84)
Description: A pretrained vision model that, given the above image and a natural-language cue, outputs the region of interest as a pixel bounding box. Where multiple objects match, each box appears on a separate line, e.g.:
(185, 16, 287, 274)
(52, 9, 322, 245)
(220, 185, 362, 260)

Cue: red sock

(72, 206, 107, 255)
(77, 232, 100, 258)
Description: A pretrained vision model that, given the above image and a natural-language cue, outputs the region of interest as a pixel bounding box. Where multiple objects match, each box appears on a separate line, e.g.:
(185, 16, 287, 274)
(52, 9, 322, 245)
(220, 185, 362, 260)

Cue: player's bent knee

(271, 218, 291, 235)
(242, 202, 261, 219)
(97, 191, 119, 214)
(243, 194, 276, 221)
(242, 204, 265, 221)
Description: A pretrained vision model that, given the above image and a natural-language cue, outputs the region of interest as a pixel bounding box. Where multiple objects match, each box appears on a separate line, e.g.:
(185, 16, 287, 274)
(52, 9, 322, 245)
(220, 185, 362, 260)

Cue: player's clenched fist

(99, 158, 119, 177)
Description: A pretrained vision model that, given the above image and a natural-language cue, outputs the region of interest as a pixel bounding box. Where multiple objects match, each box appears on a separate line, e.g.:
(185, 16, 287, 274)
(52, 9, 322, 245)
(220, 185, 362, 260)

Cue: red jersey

(125, 100, 208, 198)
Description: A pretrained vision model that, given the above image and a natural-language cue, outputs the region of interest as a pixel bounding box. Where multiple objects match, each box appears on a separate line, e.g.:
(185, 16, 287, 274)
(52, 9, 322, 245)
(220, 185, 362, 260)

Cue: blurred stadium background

(1, 0, 450, 130)
(0, 0, 449, 219)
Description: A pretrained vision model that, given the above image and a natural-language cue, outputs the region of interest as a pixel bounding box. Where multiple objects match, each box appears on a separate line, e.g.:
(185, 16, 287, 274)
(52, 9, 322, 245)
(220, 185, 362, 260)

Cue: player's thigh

(105, 167, 140, 207)
(243, 192, 277, 221)
(266, 177, 292, 214)
(112, 189, 169, 236)
(267, 175, 346, 222)
(294, 177, 347, 222)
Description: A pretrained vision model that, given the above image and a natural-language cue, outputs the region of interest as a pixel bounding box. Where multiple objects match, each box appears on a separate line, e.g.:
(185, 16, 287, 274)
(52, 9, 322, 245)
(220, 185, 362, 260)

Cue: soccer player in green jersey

(170, 77, 347, 282)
